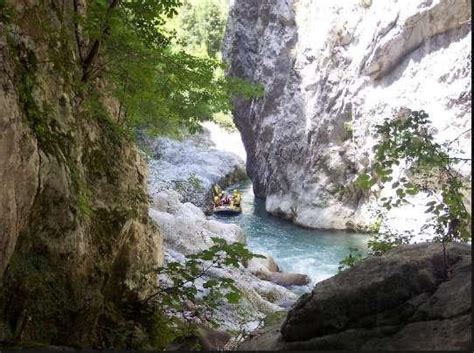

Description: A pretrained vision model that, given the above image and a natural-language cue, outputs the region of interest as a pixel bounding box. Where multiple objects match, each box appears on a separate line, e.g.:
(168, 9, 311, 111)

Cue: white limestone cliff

(223, 0, 471, 236)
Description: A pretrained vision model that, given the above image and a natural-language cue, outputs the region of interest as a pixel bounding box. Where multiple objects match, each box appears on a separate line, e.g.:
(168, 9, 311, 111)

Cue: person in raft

(232, 190, 241, 207)
(221, 192, 231, 206)
(213, 185, 223, 206)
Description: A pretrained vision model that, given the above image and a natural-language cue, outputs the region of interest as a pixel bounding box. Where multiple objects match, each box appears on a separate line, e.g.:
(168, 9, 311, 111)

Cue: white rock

(223, 0, 471, 238)
(149, 191, 297, 331)
(141, 123, 246, 211)
(246, 254, 280, 274)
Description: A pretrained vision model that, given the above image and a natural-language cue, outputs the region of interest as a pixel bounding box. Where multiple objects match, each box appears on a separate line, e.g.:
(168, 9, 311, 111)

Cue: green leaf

(225, 291, 240, 304)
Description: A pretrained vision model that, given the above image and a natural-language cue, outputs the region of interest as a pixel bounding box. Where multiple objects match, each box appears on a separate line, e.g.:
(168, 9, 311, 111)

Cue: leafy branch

(353, 109, 470, 274)
(141, 238, 264, 328)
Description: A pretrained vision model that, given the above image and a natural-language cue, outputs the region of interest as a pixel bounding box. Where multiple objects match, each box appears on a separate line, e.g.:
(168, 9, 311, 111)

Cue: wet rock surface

(238, 242, 472, 351)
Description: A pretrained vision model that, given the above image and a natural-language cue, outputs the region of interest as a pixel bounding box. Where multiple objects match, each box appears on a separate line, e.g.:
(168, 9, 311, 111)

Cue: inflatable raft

(213, 205, 242, 216)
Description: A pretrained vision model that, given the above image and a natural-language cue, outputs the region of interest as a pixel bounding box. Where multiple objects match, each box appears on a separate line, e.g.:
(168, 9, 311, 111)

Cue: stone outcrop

(245, 254, 310, 287)
(149, 190, 245, 254)
(223, 0, 471, 235)
(246, 254, 280, 274)
(0, 1, 163, 347)
(239, 242, 472, 351)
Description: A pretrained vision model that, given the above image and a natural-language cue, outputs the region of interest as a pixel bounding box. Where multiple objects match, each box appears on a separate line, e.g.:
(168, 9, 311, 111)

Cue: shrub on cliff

(341, 109, 471, 272)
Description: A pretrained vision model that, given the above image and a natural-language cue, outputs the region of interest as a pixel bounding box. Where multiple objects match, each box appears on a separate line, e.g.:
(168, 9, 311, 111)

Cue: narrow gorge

(0, 0, 471, 351)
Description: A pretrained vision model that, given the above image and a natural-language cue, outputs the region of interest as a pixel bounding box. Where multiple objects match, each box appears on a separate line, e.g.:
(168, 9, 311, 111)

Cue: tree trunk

(81, 0, 121, 82)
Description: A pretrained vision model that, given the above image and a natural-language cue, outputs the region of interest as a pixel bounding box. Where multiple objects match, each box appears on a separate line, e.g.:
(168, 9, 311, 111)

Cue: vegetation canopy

(78, 0, 262, 137)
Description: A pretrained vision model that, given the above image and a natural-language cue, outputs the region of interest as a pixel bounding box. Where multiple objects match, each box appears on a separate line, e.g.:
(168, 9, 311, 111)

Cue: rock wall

(223, 0, 471, 233)
(0, 1, 163, 347)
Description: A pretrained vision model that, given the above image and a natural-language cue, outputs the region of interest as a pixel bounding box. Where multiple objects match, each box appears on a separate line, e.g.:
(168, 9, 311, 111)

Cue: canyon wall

(0, 1, 163, 347)
(223, 0, 471, 233)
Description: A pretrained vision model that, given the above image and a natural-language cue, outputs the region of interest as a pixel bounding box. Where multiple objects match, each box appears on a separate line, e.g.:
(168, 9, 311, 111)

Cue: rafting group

(212, 185, 242, 215)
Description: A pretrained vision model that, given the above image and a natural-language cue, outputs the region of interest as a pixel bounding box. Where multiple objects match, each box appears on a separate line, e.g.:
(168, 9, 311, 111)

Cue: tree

(168, 0, 229, 59)
(75, 0, 262, 137)
(354, 109, 471, 274)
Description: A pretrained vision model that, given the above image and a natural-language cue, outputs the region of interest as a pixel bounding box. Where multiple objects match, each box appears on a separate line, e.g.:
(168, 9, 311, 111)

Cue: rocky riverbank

(239, 242, 472, 351)
(147, 186, 318, 336)
(141, 124, 317, 338)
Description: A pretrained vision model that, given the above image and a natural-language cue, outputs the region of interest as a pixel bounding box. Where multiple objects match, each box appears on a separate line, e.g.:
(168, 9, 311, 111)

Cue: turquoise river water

(212, 180, 369, 292)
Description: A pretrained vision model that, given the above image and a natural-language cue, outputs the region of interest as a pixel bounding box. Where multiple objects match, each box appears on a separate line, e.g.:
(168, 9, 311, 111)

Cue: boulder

(245, 254, 280, 274)
(268, 272, 310, 287)
(239, 242, 472, 351)
(245, 253, 309, 287)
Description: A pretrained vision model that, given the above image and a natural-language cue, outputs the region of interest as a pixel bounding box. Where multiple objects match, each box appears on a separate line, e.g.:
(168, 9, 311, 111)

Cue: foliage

(341, 110, 471, 266)
(142, 238, 264, 330)
(78, 0, 262, 138)
(358, 110, 471, 241)
(187, 173, 204, 191)
(165, 0, 255, 132)
(367, 230, 413, 256)
(5, 0, 260, 138)
(167, 0, 229, 59)
(368, 217, 382, 234)
(120, 0, 182, 48)
(343, 121, 353, 140)
(356, 109, 470, 264)
(338, 247, 363, 272)
(213, 111, 237, 131)
(173, 173, 205, 195)
(0, 0, 12, 22)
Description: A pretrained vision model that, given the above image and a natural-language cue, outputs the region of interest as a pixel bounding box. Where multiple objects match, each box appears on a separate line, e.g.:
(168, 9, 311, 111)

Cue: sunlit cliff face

(202, 121, 247, 162)
(223, 0, 471, 235)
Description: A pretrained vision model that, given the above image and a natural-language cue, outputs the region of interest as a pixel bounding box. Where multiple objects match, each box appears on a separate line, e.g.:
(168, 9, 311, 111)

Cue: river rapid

(213, 180, 369, 292)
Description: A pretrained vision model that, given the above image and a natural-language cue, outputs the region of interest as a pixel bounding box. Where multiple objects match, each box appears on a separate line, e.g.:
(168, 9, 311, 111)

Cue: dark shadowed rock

(167, 325, 231, 351)
(239, 242, 472, 351)
(196, 326, 232, 350)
